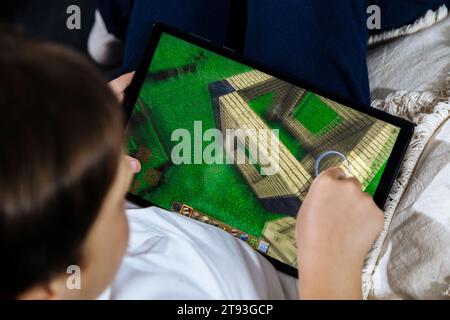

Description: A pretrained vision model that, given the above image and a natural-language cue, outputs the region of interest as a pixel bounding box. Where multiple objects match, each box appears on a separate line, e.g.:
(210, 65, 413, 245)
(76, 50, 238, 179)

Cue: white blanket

(99, 206, 298, 300)
(371, 121, 450, 299)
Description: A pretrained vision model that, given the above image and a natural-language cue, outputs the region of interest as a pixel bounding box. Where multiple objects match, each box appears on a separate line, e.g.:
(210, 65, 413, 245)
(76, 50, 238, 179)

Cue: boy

(0, 33, 383, 300)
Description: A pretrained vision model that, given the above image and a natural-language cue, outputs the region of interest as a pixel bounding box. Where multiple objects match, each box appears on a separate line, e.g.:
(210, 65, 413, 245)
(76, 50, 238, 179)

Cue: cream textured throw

(368, 5, 449, 46)
(359, 4, 450, 299)
(361, 80, 450, 299)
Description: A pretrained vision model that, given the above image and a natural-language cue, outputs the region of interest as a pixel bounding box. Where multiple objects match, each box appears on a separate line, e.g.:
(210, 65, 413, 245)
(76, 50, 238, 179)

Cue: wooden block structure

(214, 71, 313, 215)
(261, 216, 298, 267)
(210, 70, 400, 215)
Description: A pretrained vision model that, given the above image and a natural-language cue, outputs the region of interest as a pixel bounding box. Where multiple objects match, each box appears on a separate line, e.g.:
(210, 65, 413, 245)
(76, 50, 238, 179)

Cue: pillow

(367, 6, 450, 100)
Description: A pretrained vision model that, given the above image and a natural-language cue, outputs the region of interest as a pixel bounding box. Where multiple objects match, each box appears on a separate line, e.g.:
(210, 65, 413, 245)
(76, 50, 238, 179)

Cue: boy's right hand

(296, 167, 384, 300)
(109, 72, 135, 103)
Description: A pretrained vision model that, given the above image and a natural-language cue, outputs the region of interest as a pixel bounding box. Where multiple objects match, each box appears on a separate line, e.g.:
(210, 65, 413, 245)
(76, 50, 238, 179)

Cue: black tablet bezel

(123, 23, 415, 277)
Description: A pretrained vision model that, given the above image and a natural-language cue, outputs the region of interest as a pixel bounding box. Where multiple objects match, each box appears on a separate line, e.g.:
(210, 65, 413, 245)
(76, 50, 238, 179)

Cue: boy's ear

(17, 283, 56, 300)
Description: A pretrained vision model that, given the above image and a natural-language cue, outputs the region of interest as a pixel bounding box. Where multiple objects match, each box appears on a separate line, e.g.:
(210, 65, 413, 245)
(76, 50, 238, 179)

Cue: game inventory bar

(171, 202, 270, 254)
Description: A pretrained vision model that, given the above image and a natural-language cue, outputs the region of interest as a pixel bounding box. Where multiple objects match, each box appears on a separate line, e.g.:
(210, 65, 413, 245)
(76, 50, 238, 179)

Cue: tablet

(124, 23, 414, 276)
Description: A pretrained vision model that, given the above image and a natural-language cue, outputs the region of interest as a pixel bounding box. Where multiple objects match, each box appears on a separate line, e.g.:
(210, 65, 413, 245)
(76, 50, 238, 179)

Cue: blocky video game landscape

(126, 33, 400, 267)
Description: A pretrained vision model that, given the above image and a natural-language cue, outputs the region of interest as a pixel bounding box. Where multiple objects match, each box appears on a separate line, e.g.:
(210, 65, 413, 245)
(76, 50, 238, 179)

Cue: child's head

(0, 33, 136, 299)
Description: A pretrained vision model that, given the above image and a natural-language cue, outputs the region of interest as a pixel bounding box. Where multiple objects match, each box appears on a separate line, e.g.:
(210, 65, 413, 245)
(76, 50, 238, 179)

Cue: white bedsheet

(100, 206, 298, 300)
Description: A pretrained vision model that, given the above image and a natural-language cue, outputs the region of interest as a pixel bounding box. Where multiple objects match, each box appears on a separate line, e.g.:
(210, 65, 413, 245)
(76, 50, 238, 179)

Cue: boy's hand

(296, 167, 384, 300)
(109, 74, 141, 174)
(108, 72, 135, 103)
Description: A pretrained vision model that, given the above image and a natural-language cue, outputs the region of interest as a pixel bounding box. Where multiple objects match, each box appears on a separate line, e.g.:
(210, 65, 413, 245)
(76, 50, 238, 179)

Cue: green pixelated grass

(363, 126, 400, 196)
(127, 32, 397, 238)
(247, 92, 306, 160)
(149, 34, 203, 72)
(130, 106, 169, 169)
(128, 33, 284, 237)
(294, 92, 341, 134)
(364, 160, 387, 196)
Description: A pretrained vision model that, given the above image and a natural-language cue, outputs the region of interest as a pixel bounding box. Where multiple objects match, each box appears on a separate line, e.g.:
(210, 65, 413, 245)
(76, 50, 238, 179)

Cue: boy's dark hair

(0, 32, 124, 299)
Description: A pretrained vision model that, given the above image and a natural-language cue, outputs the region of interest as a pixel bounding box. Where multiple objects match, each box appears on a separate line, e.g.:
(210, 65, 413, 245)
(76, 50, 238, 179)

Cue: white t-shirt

(99, 207, 297, 299)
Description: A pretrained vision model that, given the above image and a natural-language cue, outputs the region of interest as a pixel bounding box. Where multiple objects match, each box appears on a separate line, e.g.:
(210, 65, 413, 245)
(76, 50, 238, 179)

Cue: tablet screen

(126, 31, 401, 269)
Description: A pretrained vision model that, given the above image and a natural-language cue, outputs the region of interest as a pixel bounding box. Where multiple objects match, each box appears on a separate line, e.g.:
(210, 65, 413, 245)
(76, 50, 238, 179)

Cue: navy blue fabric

(97, 0, 450, 106)
(244, 0, 370, 106)
(97, 0, 134, 40)
(121, 0, 234, 75)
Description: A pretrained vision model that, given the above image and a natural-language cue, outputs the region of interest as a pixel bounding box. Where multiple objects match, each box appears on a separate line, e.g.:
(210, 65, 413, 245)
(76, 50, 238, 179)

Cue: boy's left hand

(108, 72, 135, 103)
(109, 73, 140, 171)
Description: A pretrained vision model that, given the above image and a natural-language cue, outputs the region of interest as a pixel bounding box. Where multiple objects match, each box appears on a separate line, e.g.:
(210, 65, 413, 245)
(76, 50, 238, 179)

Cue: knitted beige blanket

(362, 82, 450, 299)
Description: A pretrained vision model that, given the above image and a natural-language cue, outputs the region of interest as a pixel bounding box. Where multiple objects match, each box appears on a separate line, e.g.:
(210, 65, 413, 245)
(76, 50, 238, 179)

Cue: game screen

(126, 32, 401, 268)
